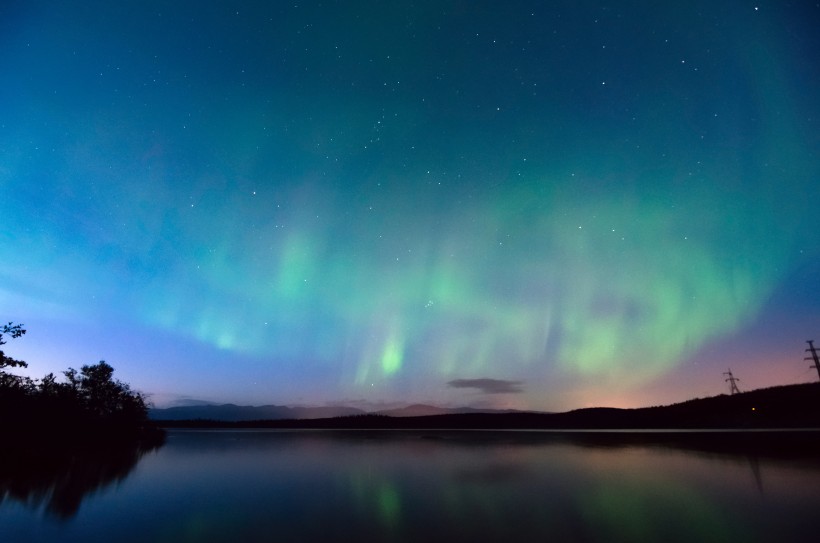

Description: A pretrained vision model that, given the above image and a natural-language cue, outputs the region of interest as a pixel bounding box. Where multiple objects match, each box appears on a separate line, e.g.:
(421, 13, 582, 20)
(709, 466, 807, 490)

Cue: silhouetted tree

(39, 372, 59, 396)
(0, 321, 27, 369)
(65, 360, 148, 422)
(0, 322, 35, 393)
(0, 371, 36, 393)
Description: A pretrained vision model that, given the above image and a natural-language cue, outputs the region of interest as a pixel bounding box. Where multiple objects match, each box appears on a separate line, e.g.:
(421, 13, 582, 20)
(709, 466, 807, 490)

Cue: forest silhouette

(1, 322, 164, 517)
(1, 322, 160, 438)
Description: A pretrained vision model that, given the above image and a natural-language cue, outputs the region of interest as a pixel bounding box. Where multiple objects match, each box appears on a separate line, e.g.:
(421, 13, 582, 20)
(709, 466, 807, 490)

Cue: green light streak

(380, 331, 404, 375)
(377, 483, 401, 527)
(580, 480, 741, 543)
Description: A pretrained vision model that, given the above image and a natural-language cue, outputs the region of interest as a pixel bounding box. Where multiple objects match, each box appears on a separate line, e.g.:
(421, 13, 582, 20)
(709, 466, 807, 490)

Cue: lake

(2, 429, 820, 542)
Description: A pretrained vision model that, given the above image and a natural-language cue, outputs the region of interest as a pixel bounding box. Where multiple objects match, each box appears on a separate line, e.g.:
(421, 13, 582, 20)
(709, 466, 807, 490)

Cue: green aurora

(1, 1, 818, 409)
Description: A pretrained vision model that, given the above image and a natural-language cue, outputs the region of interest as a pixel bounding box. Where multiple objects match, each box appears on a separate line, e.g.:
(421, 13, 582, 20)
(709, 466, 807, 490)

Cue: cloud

(447, 378, 524, 394)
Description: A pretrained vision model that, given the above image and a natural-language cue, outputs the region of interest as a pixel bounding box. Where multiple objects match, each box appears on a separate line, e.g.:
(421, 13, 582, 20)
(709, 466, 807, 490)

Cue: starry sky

(2, 1, 819, 411)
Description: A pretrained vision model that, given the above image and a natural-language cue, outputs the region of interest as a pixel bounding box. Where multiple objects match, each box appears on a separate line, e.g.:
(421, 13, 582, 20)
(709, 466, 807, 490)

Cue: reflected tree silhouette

(0, 438, 163, 519)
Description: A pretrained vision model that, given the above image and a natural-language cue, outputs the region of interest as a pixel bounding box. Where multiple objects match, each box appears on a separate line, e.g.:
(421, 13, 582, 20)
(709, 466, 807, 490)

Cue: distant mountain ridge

(149, 404, 365, 421)
(149, 403, 529, 421)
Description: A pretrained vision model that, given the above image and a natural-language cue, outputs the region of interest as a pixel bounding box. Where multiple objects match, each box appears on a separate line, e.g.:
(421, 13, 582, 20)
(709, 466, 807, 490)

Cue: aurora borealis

(2, 1, 819, 411)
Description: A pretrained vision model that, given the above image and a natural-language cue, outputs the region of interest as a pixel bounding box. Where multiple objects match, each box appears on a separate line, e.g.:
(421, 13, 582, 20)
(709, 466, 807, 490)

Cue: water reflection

(2, 430, 820, 542)
(0, 437, 163, 519)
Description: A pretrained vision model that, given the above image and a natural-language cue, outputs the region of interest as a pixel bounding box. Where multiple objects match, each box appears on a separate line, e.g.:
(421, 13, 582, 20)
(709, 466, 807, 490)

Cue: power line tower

(723, 369, 741, 395)
(805, 340, 820, 381)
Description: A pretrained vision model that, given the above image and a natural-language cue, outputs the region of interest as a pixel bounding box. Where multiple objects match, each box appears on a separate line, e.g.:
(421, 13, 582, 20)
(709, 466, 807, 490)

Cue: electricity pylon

(723, 369, 741, 395)
(805, 340, 820, 381)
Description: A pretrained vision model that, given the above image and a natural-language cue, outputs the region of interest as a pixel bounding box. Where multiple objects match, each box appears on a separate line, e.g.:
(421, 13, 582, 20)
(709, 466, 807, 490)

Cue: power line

(723, 369, 741, 395)
(805, 340, 820, 381)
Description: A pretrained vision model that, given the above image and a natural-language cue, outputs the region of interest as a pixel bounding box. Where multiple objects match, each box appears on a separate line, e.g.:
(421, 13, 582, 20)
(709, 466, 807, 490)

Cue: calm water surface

(2, 429, 820, 542)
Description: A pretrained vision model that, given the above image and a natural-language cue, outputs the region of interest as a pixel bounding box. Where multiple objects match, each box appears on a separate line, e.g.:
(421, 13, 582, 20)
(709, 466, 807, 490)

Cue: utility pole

(724, 369, 741, 395)
(805, 340, 820, 381)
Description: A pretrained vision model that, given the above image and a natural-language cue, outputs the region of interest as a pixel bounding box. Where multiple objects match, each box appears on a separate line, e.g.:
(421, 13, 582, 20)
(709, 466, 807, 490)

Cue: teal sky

(2, 1, 819, 410)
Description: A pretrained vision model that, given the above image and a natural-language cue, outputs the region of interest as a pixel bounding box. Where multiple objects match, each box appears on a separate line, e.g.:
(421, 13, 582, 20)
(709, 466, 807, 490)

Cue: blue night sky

(2, 1, 819, 411)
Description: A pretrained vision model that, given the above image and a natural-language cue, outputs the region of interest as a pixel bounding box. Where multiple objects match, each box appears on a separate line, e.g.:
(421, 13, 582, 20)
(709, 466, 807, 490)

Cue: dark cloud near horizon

(447, 378, 524, 394)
